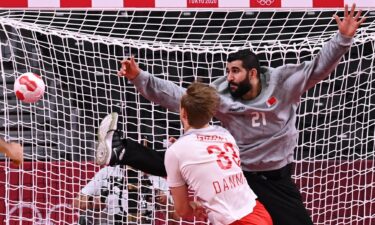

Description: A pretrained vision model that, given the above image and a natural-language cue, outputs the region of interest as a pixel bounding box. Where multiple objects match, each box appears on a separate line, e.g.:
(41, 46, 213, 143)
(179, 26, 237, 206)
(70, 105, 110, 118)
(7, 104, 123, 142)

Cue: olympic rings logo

(6, 203, 79, 225)
(256, 0, 275, 6)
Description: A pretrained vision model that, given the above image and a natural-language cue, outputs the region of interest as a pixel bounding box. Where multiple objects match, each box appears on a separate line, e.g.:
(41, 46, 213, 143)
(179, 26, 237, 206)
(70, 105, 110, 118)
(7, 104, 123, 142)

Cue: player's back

(168, 125, 257, 225)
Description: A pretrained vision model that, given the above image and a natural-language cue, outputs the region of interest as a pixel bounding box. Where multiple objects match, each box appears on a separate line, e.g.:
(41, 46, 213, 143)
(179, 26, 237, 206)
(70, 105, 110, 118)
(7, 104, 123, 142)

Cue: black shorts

(243, 164, 314, 225)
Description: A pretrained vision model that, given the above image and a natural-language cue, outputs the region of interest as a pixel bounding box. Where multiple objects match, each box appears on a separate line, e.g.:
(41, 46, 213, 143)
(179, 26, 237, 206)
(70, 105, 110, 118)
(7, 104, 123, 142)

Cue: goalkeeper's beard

(228, 73, 252, 99)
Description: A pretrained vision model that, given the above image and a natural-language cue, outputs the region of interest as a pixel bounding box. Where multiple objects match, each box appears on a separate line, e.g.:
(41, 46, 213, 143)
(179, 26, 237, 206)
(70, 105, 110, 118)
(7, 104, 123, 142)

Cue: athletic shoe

(96, 112, 126, 166)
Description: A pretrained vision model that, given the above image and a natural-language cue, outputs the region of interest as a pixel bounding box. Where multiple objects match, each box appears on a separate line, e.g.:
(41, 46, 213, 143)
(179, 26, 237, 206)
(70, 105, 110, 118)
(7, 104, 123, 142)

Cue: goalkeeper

(96, 4, 365, 225)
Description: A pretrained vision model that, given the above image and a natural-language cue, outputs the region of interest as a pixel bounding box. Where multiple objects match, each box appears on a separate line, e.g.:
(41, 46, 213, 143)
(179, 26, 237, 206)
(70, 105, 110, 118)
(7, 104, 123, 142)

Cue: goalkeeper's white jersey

(165, 125, 257, 225)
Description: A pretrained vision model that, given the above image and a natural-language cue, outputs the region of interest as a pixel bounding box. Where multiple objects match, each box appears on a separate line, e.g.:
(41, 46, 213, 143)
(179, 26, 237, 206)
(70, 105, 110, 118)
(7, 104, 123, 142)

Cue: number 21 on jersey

(251, 112, 267, 127)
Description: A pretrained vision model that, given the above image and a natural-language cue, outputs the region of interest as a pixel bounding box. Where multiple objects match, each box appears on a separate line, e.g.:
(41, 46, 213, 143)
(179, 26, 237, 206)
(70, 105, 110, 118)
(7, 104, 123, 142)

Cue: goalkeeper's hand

(118, 56, 140, 80)
(333, 3, 366, 37)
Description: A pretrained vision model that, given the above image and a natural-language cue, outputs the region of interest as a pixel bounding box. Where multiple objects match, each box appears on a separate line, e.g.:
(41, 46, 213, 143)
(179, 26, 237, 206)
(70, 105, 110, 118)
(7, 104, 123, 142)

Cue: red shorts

(229, 200, 273, 225)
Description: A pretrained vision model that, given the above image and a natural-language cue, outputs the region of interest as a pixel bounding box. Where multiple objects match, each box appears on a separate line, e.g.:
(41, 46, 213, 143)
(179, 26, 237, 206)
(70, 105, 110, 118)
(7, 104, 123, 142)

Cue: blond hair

(180, 82, 219, 128)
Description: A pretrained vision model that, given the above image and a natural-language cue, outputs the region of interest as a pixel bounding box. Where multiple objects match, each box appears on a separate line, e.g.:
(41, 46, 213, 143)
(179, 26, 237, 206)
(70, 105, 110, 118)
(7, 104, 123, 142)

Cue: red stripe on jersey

(187, 0, 219, 8)
(124, 0, 155, 7)
(313, 0, 343, 7)
(0, 0, 27, 7)
(60, 0, 92, 7)
(250, 0, 281, 8)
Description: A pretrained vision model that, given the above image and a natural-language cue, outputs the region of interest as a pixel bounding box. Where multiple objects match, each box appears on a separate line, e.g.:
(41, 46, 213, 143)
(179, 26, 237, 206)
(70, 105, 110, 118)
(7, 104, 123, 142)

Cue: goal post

(0, 5, 374, 225)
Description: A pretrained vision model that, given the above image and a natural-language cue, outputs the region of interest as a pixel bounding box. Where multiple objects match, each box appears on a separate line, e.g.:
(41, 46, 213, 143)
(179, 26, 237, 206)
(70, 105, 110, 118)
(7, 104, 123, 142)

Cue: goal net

(0, 9, 374, 225)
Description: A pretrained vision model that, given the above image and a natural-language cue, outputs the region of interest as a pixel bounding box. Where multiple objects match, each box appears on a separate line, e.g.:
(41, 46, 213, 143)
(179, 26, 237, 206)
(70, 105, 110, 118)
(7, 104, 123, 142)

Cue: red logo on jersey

(266, 96, 277, 107)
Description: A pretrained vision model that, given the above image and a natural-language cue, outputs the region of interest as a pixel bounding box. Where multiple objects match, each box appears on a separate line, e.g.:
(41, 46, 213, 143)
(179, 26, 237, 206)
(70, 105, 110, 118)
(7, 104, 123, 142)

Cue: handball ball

(14, 72, 45, 103)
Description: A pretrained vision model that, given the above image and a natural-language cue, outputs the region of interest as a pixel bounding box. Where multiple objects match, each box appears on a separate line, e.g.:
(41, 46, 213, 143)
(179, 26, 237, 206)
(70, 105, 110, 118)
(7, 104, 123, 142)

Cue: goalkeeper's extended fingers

(358, 16, 366, 25)
(344, 4, 349, 18)
(333, 14, 342, 26)
(130, 56, 137, 66)
(349, 3, 356, 18)
(354, 9, 362, 21)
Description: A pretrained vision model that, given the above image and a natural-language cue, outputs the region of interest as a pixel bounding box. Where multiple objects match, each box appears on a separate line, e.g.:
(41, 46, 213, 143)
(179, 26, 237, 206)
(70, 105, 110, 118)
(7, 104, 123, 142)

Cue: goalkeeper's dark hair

(227, 49, 261, 79)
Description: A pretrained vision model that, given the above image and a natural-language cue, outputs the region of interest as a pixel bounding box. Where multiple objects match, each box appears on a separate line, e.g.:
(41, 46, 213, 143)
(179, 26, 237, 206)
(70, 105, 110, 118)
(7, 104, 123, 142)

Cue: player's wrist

(337, 31, 353, 46)
(132, 69, 141, 80)
(131, 69, 148, 85)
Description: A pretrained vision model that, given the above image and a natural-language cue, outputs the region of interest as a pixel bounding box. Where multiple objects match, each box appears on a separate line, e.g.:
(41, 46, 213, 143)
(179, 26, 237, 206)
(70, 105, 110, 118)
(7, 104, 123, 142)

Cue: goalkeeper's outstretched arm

(280, 3, 366, 99)
(118, 57, 184, 113)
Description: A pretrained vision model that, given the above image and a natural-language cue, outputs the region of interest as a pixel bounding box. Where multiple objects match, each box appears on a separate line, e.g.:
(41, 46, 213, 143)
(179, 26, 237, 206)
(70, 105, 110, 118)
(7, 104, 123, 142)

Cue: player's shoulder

(165, 141, 183, 162)
(166, 132, 200, 158)
(210, 125, 234, 137)
(168, 135, 192, 151)
(262, 66, 283, 81)
(212, 125, 229, 132)
(97, 165, 124, 177)
(98, 166, 112, 174)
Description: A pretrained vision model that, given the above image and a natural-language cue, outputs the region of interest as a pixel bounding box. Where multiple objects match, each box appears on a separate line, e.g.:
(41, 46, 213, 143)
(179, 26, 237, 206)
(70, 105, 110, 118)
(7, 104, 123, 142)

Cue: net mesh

(0, 9, 374, 225)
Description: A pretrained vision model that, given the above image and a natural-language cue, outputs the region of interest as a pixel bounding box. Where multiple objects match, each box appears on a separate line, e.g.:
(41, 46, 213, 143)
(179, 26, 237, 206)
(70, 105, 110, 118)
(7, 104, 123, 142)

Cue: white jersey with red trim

(165, 125, 257, 225)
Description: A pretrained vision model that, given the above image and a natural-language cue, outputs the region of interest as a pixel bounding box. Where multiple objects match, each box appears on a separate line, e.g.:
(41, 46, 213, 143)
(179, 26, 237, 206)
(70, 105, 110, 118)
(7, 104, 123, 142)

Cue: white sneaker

(96, 112, 119, 165)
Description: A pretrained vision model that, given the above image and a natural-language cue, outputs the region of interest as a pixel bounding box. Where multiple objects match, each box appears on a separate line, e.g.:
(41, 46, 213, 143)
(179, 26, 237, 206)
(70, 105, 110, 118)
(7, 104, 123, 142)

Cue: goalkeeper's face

(226, 60, 253, 99)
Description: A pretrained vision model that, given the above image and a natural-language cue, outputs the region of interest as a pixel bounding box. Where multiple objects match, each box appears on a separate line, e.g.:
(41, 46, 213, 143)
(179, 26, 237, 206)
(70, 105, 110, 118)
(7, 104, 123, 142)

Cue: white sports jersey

(81, 165, 128, 216)
(165, 125, 257, 225)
